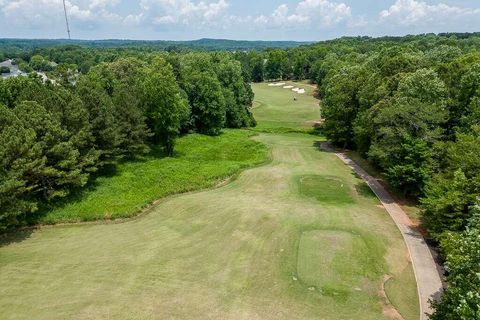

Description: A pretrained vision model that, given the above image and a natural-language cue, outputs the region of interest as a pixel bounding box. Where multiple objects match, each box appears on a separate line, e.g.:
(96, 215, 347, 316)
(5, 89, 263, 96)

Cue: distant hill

(0, 38, 313, 51)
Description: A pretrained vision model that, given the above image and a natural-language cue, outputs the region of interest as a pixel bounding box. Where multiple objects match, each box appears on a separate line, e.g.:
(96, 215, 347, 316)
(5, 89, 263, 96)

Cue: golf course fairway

(0, 81, 419, 319)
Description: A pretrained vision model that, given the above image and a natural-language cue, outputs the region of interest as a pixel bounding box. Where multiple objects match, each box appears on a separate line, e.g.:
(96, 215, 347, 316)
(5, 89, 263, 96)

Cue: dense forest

(1, 33, 480, 318)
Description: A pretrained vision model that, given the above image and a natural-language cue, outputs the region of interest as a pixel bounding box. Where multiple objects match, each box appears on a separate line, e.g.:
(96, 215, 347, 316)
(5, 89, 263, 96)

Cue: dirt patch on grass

(381, 275, 405, 320)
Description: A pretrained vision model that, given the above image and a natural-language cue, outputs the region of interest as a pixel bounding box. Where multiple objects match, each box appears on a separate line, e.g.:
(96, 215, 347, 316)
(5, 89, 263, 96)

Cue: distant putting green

(252, 81, 320, 132)
(0, 82, 418, 319)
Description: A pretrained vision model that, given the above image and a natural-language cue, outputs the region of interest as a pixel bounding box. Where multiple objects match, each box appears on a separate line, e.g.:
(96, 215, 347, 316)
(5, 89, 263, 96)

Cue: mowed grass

(251, 82, 320, 132)
(0, 133, 417, 320)
(297, 230, 377, 300)
(296, 175, 355, 205)
(0, 82, 418, 320)
(36, 130, 267, 224)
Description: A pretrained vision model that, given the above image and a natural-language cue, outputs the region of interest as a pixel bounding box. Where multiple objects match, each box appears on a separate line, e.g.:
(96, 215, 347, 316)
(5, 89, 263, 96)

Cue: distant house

(0, 59, 26, 79)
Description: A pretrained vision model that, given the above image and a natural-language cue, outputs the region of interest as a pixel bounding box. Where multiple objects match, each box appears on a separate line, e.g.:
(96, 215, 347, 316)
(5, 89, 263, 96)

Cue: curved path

(321, 142, 443, 320)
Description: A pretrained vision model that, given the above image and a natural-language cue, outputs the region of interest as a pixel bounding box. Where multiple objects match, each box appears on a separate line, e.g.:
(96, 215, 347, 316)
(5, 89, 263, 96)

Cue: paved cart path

(321, 142, 443, 320)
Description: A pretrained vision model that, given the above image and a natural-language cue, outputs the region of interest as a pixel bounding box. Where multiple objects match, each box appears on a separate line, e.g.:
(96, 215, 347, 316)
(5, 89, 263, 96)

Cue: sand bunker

(268, 82, 286, 87)
(283, 85, 294, 89)
(292, 88, 306, 94)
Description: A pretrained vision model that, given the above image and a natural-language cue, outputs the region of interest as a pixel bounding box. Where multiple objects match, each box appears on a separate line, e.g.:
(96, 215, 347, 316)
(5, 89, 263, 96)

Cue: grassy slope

(37, 130, 267, 224)
(0, 81, 418, 320)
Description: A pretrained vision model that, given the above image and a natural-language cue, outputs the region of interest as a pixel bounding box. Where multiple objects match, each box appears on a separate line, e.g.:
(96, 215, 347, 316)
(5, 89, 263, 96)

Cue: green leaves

(0, 101, 88, 229)
(141, 57, 189, 155)
(183, 70, 226, 136)
(363, 69, 448, 195)
(422, 127, 480, 236)
(430, 209, 480, 319)
(321, 65, 363, 148)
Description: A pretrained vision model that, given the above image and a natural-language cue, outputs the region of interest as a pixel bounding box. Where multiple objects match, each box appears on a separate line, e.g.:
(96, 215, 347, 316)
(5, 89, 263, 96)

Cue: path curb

(321, 142, 443, 320)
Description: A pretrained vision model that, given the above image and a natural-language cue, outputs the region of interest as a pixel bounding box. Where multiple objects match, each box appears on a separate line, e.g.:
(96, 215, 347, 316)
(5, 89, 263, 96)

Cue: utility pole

(62, 0, 71, 39)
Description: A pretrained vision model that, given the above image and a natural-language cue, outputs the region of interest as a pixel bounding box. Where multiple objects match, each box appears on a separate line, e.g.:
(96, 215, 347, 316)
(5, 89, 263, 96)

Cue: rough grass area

(36, 130, 268, 224)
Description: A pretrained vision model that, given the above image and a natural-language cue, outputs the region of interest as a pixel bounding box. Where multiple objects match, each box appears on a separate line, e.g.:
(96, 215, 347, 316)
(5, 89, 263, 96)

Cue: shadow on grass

(116, 146, 169, 165)
(0, 229, 34, 248)
(29, 180, 103, 225)
(355, 182, 377, 198)
(30, 149, 171, 225)
(313, 140, 327, 152)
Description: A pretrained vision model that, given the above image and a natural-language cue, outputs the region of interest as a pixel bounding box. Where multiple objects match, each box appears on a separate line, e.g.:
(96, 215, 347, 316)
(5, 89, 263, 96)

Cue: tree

(265, 50, 288, 80)
(0, 101, 87, 229)
(430, 208, 480, 320)
(45, 87, 100, 174)
(374, 46, 423, 78)
(422, 126, 480, 235)
(89, 59, 151, 156)
(215, 58, 255, 128)
(321, 65, 362, 147)
(0, 104, 39, 229)
(425, 45, 462, 65)
(15, 101, 87, 197)
(386, 138, 433, 196)
(76, 76, 122, 164)
(29, 55, 52, 72)
(456, 64, 480, 132)
(292, 51, 307, 80)
(249, 53, 265, 83)
(140, 57, 189, 155)
(183, 70, 226, 135)
(0, 66, 10, 74)
(368, 69, 447, 195)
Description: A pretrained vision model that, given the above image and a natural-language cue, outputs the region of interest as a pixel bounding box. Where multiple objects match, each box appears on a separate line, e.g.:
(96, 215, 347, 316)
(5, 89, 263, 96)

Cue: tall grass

(36, 130, 268, 224)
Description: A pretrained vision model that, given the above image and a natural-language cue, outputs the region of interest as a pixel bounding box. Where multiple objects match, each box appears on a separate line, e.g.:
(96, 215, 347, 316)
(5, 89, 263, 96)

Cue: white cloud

(3, 0, 480, 40)
(296, 0, 351, 25)
(138, 0, 229, 26)
(379, 0, 480, 26)
(89, 0, 120, 9)
(123, 13, 144, 26)
(0, 0, 121, 29)
(252, 0, 352, 29)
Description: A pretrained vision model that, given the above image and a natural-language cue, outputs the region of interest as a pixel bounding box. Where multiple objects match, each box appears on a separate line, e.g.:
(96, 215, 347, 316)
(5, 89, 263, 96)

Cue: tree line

(240, 34, 480, 318)
(0, 52, 255, 231)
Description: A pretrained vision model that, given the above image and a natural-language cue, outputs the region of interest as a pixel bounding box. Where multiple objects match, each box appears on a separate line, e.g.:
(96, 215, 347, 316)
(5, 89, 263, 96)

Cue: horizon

(0, 37, 312, 42)
(2, 1, 480, 41)
(0, 31, 473, 44)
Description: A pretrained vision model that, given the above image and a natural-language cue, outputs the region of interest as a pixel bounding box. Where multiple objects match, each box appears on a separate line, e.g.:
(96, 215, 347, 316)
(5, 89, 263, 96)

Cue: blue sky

(2, 0, 480, 41)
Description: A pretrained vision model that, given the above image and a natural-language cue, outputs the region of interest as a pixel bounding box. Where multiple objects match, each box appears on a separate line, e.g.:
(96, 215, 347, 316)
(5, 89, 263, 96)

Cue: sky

(2, 0, 480, 41)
